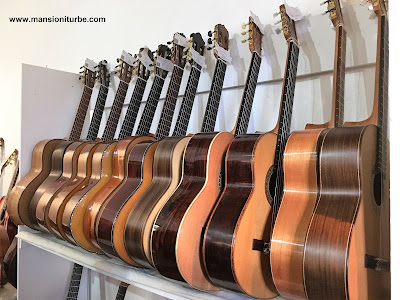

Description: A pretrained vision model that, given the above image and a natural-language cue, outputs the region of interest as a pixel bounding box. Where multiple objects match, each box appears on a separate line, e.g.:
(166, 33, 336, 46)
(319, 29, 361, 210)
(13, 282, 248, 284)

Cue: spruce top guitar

(151, 15, 263, 291)
(303, 1, 390, 299)
(203, 6, 299, 298)
(8, 59, 97, 227)
(270, 1, 346, 298)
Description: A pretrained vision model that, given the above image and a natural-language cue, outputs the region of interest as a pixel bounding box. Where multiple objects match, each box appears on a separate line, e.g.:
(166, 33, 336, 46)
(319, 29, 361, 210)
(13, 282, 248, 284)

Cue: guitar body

(270, 129, 325, 299)
(35, 141, 90, 232)
(8, 139, 63, 226)
(96, 140, 158, 260)
(203, 133, 278, 298)
(124, 136, 191, 268)
(304, 125, 389, 300)
(151, 132, 233, 291)
(28, 140, 74, 230)
(69, 142, 117, 253)
(46, 142, 102, 240)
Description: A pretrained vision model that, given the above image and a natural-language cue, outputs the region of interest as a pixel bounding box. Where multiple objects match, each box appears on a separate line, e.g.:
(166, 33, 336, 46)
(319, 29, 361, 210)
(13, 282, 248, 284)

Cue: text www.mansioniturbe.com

(9, 16, 106, 23)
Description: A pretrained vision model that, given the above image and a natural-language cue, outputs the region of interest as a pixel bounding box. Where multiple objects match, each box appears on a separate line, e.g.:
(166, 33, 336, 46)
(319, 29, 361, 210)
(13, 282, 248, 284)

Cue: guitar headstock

(1, 149, 18, 176)
(155, 44, 172, 78)
(135, 47, 154, 81)
(322, 0, 344, 27)
(186, 33, 205, 64)
(171, 33, 188, 68)
(115, 50, 135, 83)
(365, 0, 387, 16)
(241, 16, 263, 55)
(207, 24, 229, 59)
(276, 5, 298, 43)
(97, 60, 110, 87)
(79, 58, 97, 88)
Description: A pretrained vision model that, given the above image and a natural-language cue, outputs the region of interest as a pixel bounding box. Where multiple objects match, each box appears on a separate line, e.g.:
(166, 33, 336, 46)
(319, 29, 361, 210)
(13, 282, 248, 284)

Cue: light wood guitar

(203, 6, 299, 298)
(303, 1, 390, 299)
(8, 59, 98, 227)
(151, 16, 263, 291)
(270, 1, 346, 298)
(124, 25, 230, 269)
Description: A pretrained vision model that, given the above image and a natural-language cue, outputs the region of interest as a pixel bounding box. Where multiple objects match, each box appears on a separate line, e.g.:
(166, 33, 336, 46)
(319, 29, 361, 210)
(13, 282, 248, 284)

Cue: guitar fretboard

(135, 75, 166, 136)
(332, 25, 346, 128)
(234, 52, 262, 136)
(172, 64, 202, 137)
(201, 59, 227, 133)
(155, 66, 185, 139)
(69, 86, 93, 141)
(271, 41, 300, 225)
(66, 263, 83, 300)
(102, 81, 129, 141)
(118, 77, 148, 139)
(86, 84, 109, 140)
(115, 283, 128, 300)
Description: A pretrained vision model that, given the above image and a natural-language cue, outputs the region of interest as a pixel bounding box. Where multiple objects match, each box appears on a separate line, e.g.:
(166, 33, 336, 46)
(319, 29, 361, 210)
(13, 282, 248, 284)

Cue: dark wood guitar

(270, 1, 346, 298)
(124, 25, 230, 269)
(203, 6, 299, 298)
(8, 59, 97, 227)
(95, 33, 206, 263)
(151, 16, 263, 292)
(303, 1, 390, 299)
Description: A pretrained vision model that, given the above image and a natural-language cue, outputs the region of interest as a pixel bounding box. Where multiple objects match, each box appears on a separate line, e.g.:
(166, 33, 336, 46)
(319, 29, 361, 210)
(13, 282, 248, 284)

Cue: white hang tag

(189, 47, 206, 69)
(156, 56, 174, 72)
(121, 50, 135, 66)
(138, 48, 154, 71)
(214, 43, 232, 63)
(284, 0, 303, 21)
(85, 58, 97, 72)
(173, 33, 189, 47)
(250, 11, 265, 34)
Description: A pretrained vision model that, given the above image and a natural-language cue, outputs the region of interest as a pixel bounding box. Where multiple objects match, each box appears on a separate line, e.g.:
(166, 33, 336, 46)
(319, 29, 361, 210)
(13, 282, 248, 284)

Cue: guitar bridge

(252, 239, 270, 254)
(365, 254, 390, 272)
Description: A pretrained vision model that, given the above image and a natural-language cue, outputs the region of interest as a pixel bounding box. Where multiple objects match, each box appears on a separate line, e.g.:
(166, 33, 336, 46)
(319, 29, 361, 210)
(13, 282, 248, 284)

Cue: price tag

(156, 56, 174, 72)
(250, 11, 265, 34)
(215, 43, 232, 63)
(173, 33, 189, 47)
(121, 50, 135, 66)
(84, 58, 97, 72)
(138, 48, 154, 71)
(189, 47, 206, 69)
(284, 0, 303, 21)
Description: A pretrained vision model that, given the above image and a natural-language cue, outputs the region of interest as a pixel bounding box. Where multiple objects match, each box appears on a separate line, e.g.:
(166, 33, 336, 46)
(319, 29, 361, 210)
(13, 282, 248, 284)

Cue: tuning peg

(274, 19, 283, 25)
(80, 66, 84, 69)
(241, 22, 250, 29)
(207, 46, 215, 50)
(322, 8, 334, 15)
(207, 37, 213, 45)
(275, 28, 282, 35)
(208, 30, 215, 37)
(103, 60, 108, 64)
(320, 0, 329, 5)
(167, 40, 173, 45)
(273, 11, 283, 18)
(78, 76, 82, 80)
(116, 58, 120, 63)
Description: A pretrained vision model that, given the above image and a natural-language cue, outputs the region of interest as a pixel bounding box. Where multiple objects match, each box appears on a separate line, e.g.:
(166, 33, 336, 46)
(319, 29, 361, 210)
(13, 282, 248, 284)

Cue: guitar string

(66, 263, 83, 300)
(69, 85, 93, 141)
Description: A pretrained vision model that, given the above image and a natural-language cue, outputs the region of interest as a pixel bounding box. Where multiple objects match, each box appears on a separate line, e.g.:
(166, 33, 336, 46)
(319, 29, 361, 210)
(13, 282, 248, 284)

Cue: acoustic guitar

(94, 32, 190, 257)
(75, 44, 171, 253)
(270, 1, 346, 298)
(8, 59, 98, 227)
(303, 1, 390, 299)
(95, 33, 206, 262)
(203, 6, 299, 298)
(27, 60, 110, 231)
(151, 15, 263, 291)
(124, 24, 230, 269)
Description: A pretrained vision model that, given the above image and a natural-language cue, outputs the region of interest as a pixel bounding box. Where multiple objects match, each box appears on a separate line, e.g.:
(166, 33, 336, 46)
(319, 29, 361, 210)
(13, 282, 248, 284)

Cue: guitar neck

(115, 283, 129, 300)
(118, 77, 148, 139)
(102, 80, 129, 141)
(66, 263, 83, 300)
(86, 84, 109, 141)
(155, 65, 185, 139)
(68, 85, 93, 141)
(233, 52, 262, 136)
(201, 59, 227, 133)
(135, 75, 166, 136)
(172, 63, 202, 137)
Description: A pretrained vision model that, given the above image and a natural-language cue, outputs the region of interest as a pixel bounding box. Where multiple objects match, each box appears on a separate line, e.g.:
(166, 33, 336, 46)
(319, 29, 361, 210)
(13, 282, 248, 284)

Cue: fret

(201, 59, 227, 133)
(102, 81, 129, 141)
(69, 85, 93, 141)
(66, 263, 83, 300)
(155, 66, 185, 139)
(86, 84, 109, 141)
(234, 52, 262, 136)
(135, 75, 165, 136)
(118, 77, 148, 139)
(115, 283, 128, 300)
(172, 64, 202, 137)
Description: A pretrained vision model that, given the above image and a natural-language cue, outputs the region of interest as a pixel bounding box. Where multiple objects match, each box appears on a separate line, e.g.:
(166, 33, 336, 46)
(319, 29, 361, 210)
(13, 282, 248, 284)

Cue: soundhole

(265, 166, 277, 206)
(373, 173, 382, 206)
